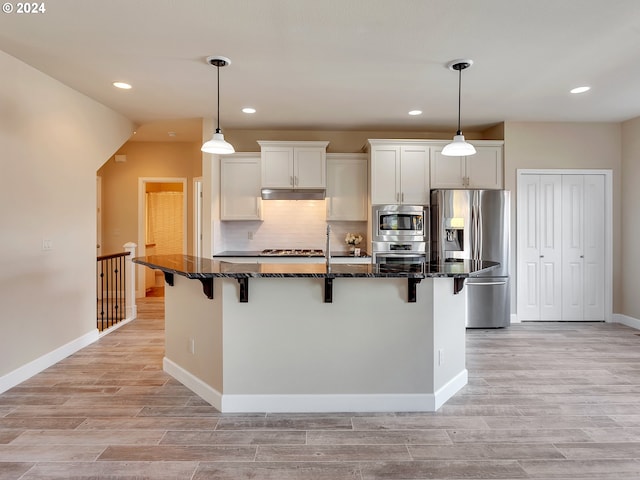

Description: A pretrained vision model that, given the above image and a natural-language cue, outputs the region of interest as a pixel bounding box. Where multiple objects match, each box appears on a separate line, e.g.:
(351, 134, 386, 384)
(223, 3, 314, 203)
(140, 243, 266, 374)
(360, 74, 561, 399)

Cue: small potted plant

(345, 232, 363, 256)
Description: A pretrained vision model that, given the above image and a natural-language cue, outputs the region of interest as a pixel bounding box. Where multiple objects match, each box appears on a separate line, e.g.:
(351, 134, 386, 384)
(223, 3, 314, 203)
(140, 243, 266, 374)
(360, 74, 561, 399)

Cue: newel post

(123, 242, 137, 320)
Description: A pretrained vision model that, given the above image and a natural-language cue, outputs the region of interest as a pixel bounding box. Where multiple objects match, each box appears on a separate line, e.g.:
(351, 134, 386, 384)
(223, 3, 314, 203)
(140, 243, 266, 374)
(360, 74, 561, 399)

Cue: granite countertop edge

(213, 250, 371, 258)
(133, 255, 498, 280)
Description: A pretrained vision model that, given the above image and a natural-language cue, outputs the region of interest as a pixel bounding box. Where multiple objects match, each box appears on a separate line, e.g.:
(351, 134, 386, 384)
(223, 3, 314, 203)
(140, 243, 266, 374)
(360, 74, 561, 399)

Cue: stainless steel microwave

(372, 205, 429, 242)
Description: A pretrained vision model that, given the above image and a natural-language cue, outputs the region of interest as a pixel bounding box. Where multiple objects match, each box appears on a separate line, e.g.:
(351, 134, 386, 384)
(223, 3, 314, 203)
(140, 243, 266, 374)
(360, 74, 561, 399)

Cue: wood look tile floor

(2, 299, 640, 479)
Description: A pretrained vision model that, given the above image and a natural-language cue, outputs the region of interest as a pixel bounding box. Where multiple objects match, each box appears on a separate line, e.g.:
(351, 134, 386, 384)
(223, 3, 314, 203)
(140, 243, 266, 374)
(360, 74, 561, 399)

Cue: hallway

(1, 300, 640, 479)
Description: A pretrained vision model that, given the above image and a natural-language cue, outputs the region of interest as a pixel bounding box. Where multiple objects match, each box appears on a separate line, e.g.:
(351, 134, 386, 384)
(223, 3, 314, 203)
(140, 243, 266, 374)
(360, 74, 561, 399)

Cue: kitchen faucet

(325, 224, 331, 271)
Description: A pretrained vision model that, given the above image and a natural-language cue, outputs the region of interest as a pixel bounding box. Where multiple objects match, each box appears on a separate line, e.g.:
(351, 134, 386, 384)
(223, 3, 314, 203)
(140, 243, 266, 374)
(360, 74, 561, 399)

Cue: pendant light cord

(216, 64, 221, 133)
(456, 66, 462, 136)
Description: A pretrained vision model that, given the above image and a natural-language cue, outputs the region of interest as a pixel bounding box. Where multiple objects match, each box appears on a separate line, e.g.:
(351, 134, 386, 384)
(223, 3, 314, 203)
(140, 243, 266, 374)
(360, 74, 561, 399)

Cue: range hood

(261, 188, 326, 200)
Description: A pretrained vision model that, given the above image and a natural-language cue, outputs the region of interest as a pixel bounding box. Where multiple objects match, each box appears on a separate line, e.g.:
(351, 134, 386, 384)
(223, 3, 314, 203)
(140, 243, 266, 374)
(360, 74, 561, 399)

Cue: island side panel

(431, 277, 468, 409)
(220, 277, 435, 396)
(163, 274, 224, 404)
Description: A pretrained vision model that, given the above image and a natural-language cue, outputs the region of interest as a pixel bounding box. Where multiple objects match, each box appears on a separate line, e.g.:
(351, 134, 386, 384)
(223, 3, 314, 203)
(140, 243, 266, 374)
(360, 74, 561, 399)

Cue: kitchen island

(133, 255, 497, 413)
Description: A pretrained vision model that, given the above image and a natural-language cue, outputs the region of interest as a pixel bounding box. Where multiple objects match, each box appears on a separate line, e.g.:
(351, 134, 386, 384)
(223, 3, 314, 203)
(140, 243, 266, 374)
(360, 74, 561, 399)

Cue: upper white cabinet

(258, 141, 329, 189)
(220, 154, 263, 221)
(369, 140, 430, 205)
(431, 144, 503, 189)
(326, 153, 368, 221)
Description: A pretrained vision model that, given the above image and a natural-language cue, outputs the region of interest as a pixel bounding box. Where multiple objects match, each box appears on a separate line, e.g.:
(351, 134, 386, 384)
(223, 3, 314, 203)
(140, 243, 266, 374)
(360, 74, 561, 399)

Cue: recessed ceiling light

(570, 86, 590, 94)
(408, 110, 422, 116)
(113, 82, 132, 90)
(242, 107, 256, 114)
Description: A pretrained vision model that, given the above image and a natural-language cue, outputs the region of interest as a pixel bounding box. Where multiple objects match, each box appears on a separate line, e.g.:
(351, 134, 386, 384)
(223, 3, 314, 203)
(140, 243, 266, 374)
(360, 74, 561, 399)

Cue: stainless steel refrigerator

(431, 190, 510, 328)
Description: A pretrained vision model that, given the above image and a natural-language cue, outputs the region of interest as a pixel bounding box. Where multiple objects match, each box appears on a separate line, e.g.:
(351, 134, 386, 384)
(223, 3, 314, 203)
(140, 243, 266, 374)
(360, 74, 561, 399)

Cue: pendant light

(201, 55, 235, 155)
(441, 59, 476, 157)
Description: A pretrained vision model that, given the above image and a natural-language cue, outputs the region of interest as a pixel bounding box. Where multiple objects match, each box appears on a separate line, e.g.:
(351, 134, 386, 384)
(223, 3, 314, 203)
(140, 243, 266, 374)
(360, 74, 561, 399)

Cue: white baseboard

(613, 313, 640, 330)
(164, 357, 467, 413)
(433, 369, 468, 411)
(163, 357, 223, 411)
(0, 329, 99, 394)
(220, 392, 437, 413)
(98, 315, 135, 338)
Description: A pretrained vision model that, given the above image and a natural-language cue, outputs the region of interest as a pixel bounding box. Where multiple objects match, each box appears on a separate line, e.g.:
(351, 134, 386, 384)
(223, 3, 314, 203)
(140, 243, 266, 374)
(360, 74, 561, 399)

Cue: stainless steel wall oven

(372, 205, 429, 263)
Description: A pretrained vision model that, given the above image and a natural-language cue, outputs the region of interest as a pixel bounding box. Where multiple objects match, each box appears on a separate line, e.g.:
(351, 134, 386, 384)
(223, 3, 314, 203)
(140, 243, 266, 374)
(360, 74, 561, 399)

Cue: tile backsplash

(217, 200, 367, 252)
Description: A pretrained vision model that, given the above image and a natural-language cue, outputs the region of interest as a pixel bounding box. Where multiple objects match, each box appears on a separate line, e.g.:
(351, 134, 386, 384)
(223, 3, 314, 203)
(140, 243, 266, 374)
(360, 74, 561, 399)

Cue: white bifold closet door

(517, 173, 605, 321)
(561, 175, 605, 321)
(518, 174, 562, 320)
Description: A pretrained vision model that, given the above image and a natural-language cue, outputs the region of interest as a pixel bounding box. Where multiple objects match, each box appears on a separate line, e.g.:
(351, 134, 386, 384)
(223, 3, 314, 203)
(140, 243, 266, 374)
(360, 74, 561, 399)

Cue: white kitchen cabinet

(517, 173, 605, 322)
(326, 153, 368, 221)
(369, 140, 430, 205)
(258, 141, 329, 189)
(430, 144, 503, 189)
(220, 154, 263, 221)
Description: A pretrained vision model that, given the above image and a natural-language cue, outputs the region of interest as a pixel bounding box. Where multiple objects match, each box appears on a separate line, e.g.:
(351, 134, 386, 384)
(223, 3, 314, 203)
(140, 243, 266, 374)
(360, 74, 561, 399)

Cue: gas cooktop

(260, 249, 324, 256)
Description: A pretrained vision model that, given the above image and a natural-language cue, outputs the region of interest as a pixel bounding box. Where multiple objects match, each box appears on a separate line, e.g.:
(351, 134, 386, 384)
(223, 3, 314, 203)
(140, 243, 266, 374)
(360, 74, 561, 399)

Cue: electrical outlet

(438, 348, 444, 366)
(189, 338, 195, 354)
(247, 231, 254, 240)
(42, 239, 53, 251)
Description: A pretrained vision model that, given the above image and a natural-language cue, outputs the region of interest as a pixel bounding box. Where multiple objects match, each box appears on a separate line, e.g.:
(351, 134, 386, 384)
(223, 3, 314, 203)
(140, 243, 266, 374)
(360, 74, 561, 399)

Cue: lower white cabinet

(220, 154, 263, 221)
(326, 153, 368, 221)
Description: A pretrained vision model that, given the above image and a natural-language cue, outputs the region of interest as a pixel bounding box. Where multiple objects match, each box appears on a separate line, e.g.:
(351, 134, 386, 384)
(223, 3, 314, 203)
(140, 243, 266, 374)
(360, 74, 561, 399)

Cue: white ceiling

(2, 0, 640, 141)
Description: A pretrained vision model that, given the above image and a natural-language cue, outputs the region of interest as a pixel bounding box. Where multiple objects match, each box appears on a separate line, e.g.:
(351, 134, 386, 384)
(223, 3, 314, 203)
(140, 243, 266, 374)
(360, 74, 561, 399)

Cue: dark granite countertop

(213, 250, 371, 259)
(133, 254, 498, 280)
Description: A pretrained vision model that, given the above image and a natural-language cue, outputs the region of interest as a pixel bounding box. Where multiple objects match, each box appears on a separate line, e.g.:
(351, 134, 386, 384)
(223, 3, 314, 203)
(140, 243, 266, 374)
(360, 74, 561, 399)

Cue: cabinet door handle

(290, 176, 294, 186)
(540, 255, 544, 258)
(295, 176, 298, 186)
(401, 192, 404, 203)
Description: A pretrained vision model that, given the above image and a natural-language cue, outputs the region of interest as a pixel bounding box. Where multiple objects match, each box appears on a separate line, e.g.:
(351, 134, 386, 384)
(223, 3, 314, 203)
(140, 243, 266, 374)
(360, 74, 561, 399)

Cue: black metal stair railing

(97, 251, 130, 331)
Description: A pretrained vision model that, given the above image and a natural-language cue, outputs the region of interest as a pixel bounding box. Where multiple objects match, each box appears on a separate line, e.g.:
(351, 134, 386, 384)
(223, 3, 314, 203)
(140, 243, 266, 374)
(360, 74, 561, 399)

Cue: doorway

(137, 177, 187, 297)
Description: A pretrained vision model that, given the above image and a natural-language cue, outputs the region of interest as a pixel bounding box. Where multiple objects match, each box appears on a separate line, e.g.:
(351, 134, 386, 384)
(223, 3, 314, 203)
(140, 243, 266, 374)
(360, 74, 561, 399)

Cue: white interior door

(518, 171, 608, 322)
(96, 176, 102, 256)
(517, 174, 562, 320)
(194, 177, 203, 258)
(583, 175, 605, 320)
(538, 175, 563, 320)
(562, 175, 585, 320)
(561, 174, 606, 321)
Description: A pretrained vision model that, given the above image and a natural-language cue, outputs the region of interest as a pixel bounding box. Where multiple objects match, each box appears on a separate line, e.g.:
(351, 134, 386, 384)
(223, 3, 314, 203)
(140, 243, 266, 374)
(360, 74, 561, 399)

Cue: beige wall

(97, 141, 202, 257)
(621, 117, 640, 319)
(0, 50, 133, 379)
(503, 121, 623, 314)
